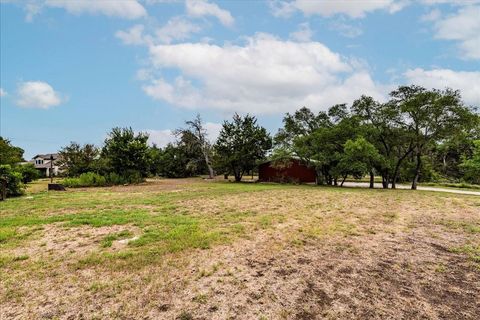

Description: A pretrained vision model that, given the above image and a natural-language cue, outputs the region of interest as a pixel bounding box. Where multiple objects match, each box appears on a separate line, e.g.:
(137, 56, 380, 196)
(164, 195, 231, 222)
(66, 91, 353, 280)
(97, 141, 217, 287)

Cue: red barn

(258, 158, 317, 183)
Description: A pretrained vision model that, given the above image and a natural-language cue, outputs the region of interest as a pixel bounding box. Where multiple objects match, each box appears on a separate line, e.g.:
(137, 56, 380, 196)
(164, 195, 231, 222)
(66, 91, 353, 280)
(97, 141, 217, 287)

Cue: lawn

(1, 179, 479, 319)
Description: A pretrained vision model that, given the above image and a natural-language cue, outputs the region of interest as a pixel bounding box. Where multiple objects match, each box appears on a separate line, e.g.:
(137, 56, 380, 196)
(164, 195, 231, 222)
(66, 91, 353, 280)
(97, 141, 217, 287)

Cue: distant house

(258, 157, 317, 183)
(31, 154, 63, 177)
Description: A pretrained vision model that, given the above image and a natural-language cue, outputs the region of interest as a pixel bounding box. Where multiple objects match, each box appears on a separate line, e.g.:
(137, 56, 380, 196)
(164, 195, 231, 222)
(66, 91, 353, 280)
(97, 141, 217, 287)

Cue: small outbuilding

(258, 158, 317, 183)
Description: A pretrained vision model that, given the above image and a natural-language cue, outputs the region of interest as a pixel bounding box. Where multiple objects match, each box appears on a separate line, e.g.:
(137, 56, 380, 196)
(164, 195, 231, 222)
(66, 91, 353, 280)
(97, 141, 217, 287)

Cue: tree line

(1, 84, 479, 197)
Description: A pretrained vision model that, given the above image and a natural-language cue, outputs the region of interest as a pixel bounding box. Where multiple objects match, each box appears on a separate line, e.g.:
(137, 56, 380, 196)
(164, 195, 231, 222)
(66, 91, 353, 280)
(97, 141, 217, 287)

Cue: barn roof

(259, 155, 318, 165)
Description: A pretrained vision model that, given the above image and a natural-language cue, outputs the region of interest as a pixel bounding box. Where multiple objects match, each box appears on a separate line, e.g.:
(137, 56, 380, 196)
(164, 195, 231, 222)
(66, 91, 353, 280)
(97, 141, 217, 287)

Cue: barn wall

(258, 159, 316, 183)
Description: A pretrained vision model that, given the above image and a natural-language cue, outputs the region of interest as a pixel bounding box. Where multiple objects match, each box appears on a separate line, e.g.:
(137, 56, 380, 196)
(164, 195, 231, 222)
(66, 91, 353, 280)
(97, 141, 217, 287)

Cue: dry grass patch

(1, 180, 479, 319)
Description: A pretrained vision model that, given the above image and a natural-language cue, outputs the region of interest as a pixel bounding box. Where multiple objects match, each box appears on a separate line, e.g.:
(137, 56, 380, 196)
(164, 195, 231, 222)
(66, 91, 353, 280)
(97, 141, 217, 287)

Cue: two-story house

(31, 154, 63, 177)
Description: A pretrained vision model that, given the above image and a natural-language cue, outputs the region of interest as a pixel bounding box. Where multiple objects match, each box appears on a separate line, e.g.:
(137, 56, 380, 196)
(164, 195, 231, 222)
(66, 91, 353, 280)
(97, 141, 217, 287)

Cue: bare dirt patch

(1, 180, 479, 319)
(5, 224, 142, 261)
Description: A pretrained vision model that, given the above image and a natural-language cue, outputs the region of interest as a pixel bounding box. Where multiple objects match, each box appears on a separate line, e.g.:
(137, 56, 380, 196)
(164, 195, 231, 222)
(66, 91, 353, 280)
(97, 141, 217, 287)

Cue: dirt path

(342, 181, 480, 196)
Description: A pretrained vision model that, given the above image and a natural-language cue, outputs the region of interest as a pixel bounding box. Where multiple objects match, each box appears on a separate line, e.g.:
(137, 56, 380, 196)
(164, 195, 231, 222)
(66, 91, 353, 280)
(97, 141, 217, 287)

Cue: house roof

(32, 153, 60, 160)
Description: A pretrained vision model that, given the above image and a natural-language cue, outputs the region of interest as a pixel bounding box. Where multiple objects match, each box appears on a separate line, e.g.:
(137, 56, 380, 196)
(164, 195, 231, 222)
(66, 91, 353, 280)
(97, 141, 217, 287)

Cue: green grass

(438, 219, 480, 234)
(449, 244, 480, 268)
(100, 230, 134, 248)
(2, 178, 480, 318)
(1, 178, 479, 274)
(0, 180, 303, 270)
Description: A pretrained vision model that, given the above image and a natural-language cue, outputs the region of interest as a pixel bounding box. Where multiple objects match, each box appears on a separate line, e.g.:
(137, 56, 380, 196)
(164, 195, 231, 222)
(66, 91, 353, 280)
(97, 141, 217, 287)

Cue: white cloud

(185, 0, 234, 26)
(21, 0, 147, 21)
(142, 33, 387, 114)
(204, 122, 222, 142)
(431, 6, 480, 59)
(115, 25, 150, 45)
(421, 0, 480, 5)
(155, 16, 202, 43)
(116, 17, 201, 46)
(270, 0, 405, 19)
(0, 88, 7, 97)
(16, 81, 63, 109)
(24, 1, 43, 22)
(145, 122, 221, 146)
(145, 129, 176, 147)
(329, 20, 363, 38)
(420, 8, 441, 22)
(289, 22, 313, 42)
(404, 68, 480, 106)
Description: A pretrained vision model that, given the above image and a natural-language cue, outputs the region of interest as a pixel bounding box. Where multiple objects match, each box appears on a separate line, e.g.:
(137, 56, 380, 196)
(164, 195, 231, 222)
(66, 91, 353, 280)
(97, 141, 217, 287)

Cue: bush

(63, 172, 107, 188)
(63, 171, 144, 188)
(105, 171, 143, 185)
(460, 140, 480, 185)
(0, 165, 25, 197)
(16, 163, 40, 184)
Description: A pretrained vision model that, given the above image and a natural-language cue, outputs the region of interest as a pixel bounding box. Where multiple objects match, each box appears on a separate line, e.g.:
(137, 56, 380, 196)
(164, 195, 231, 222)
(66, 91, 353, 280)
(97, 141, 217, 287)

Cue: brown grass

(1, 179, 479, 319)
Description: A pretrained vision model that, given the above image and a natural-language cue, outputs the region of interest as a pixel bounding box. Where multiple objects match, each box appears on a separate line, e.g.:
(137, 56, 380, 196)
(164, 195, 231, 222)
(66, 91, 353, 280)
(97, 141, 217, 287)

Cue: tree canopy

(214, 113, 272, 182)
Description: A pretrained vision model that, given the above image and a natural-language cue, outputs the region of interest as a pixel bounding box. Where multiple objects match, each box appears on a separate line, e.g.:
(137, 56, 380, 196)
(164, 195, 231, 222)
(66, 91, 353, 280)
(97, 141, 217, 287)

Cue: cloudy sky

(1, 0, 479, 158)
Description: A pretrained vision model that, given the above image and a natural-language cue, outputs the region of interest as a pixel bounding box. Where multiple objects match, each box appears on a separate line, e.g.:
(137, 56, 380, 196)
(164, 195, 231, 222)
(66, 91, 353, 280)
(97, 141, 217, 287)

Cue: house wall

(258, 159, 317, 183)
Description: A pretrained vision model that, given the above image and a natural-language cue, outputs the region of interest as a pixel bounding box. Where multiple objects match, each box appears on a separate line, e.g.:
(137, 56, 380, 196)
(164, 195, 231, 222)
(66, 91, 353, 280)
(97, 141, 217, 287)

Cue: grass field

(1, 179, 479, 319)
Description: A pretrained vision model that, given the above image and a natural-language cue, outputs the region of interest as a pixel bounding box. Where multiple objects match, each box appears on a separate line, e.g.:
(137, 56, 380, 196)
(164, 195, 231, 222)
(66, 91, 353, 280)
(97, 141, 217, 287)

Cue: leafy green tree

(460, 140, 480, 184)
(147, 144, 163, 176)
(390, 85, 477, 189)
(16, 163, 40, 184)
(101, 127, 150, 181)
(0, 165, 25, 197)
(337, 137, 382, 187)
(288, 105, 361, 185)
(175, 114, 215, 178)
(274, 107, 330, 148)
(155, 143, 199, 178)
(352, 95, 415, 189)
(0, 137, 24, 165)
(214, 114, 272, 182)
(58, 142, 99, 177)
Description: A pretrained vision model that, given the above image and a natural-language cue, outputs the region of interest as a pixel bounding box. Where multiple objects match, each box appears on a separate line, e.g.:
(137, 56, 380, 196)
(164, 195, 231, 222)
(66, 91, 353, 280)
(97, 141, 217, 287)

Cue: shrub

(460, 140, 480, 185)
(63, 172, 107, 188)
(63, 171, 144, 188)
(0, 165, 25, 197)
(16, 163, 40, 184)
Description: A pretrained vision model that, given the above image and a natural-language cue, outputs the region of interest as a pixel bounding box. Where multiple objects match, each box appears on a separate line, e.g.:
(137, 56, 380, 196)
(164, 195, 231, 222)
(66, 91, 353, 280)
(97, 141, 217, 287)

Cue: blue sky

(1, 0, 479, 159)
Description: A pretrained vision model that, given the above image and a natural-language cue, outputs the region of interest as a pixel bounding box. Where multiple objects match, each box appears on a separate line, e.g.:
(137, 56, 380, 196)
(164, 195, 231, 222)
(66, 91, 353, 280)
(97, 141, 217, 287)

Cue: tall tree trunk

(411, 152, 422, 190)
(333, 178, 338, 186)
(382, 173, 389, 189)
(203, 151, 214, 179)
(327, 175, 333, 185)
(340, 174, 347, 187)
(234, 173, 241, 182)
(369, 171, 374, 189)
(391, 146, 414, 189)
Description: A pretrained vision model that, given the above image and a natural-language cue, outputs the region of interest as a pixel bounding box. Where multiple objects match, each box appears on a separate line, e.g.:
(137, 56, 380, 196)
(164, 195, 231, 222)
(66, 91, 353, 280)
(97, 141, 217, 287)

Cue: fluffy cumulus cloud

(421, 0, 480, 5)
(16, 81, 63, 109)
(145, 122, 222, 146)
(289, 22, 313, 42)
(116, 17, 202, 46)
(404, 68, 480, 106)
(430, 5, 480, 60)
(145, 129, 176, 147)
(270, 0, 405, 18)
(115, 25, 149, 46)
(185, 0, 234, 26)
(22, 0, 147, 21)
(141, 33, 387, 114)
(155, 16, 202, 43)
